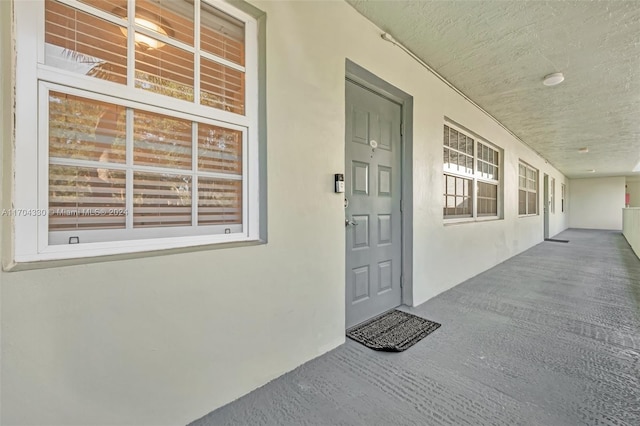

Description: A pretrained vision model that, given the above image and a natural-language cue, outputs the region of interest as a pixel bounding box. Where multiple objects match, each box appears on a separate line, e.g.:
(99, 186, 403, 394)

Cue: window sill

(518, 214, 540, 218)
(444, 216, 502, 226)
(4, 237, 266, 272)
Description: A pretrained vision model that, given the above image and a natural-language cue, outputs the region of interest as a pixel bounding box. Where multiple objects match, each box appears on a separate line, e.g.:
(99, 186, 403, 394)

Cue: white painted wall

(626, 180, 640, 207)
(1, 1, 569, 425)
(569, 177, 625, 230)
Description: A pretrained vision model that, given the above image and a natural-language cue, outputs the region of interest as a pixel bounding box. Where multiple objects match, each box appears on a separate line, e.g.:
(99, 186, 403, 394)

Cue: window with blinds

(39, 0, 255, 248)
(518, 162, 538, 215)
(443, 124, 501, 220)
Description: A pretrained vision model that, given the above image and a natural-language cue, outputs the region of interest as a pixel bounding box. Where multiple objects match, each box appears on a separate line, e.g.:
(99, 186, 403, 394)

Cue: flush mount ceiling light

(543, 72, 565, 86)
(119, 16, 171, 50)
(579, 147, 589, 153)
(588, 169, 596, 173)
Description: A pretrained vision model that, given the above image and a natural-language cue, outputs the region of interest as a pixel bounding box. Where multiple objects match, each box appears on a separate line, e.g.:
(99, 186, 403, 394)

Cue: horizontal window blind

(48, 89, 243, 240)
(45, 0, 128, 84)
(49, 165, 127, 230)
(477, 181, 498, 216)
(443, 174, 472, 218)
(443, 125, 474, 175)
(443, 124, 501, 220)
(45, 0, 246, 114)
(41, 0, 252, 247)
(518, 162, 538, 215)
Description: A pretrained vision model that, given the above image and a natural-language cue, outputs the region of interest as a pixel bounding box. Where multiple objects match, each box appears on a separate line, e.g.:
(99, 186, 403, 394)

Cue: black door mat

(545, 238, 570, 243)
(346, 310, 441, 352)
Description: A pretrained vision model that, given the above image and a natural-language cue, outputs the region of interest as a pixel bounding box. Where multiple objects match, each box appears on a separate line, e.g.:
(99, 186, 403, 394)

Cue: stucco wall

(569, 177, 625, 230)
(1, 1, 569, 425)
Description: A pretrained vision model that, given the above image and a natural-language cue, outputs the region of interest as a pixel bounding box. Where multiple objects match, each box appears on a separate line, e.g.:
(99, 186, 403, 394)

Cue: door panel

(345, 80, 402, 329)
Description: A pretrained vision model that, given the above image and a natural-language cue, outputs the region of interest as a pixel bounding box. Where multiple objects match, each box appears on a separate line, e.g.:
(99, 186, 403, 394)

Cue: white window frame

(443, 122, 502, 223)
(13, 0, 260, 262)
(518, 161, 538, 217)
(561, 183, 566, 213)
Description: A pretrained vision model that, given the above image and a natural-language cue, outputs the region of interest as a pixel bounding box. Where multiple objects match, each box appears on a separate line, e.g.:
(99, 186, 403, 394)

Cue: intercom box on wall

(335, 174, 345, 193)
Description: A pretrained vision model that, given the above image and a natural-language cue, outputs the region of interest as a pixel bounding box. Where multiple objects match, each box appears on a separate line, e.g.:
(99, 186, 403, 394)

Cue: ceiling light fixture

(578, 147, 589, 153)
(543, 72, 565, 86)
(119, 16, 170, 50)
(588, 169, 596, 173)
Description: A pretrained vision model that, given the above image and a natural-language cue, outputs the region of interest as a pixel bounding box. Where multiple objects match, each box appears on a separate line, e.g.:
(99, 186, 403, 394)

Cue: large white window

(443, 123, 501, 221)
(518, 161, 538, 216)
(13, 0, 260, 262)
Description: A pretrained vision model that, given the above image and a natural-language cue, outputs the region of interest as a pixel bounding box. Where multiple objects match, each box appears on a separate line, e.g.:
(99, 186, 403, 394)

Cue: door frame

(543, 173, 550, 239)
(345, 59, 414, 307)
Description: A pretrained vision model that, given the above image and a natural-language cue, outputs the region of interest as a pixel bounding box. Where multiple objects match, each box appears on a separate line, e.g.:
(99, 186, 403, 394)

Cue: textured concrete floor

(191, 229, 640, 426)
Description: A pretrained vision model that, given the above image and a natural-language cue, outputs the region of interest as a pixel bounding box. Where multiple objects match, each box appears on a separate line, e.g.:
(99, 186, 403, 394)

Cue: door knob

(345, 218, 358, 227)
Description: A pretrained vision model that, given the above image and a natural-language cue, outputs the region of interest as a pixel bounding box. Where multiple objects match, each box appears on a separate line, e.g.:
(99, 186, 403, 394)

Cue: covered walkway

(193, 229, 640, 426)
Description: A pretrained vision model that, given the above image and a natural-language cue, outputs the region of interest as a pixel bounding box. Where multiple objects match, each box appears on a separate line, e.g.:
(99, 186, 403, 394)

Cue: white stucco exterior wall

(569, 177, 625, 230)
(1, 1, 569, 425)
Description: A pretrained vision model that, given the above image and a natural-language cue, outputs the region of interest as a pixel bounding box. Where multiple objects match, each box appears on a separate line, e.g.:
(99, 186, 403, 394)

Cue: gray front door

(345, 80, 402, 329)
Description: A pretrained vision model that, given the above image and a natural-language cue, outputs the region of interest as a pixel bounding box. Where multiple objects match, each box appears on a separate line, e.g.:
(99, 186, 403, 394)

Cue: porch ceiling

(346, 0, 640, 178)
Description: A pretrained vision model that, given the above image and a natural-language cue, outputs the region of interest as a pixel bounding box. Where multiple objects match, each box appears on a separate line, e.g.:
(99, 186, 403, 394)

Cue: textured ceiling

(346, 0, 640, 178)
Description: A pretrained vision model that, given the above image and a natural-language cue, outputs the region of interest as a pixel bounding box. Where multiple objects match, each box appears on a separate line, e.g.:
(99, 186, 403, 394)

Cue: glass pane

(455, 177, 465, 196)
(198, 177, 242, 225)
(198, 124, 242, 174)
(528, 191, 538, 214)
(49, 165, 126, 231)
(527, 168, 535, 179)
(519, 164, 526, 177)
(519, 176, 526, 189)
(133, 172, 192, 227)
(519, 190, 527, 215)
(136, 42, 194, 101)
(478, 182, 497, 216)
(201, 1, 245, 66)
(466, 156, 473, 174)
(78, 0, 127, 17)
(449, 129, 458, 150)
(449, 151, 458, 169)
(200, 58, 245, 114)
(464, 197, 472, 215)
(458, 152, 466, 169)
(443, 126, 449, 146)
(443, 147, 449, 168)
(136, 0, 194, 46)
(133, 110, 192, 170)
(445, 175, 455, 195)
(49, 92, 126, 163)
(467, 139, 474, 155)
(45, 0, 127, 84)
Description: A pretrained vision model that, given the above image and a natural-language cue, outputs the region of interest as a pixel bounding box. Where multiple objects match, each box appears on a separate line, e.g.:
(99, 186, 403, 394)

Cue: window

(518, 161, 538, 215)
(443, 124, 501, 220)
(550, 177, 555, 213)
(13, 0, 261, 262)
(561, 183, 566, 212)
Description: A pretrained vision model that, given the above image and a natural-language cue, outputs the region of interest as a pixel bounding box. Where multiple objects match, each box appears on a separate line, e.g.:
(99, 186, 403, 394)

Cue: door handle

(345, 218, 358, 227)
